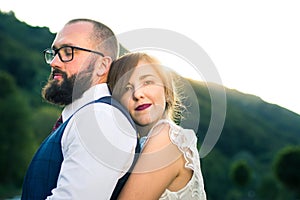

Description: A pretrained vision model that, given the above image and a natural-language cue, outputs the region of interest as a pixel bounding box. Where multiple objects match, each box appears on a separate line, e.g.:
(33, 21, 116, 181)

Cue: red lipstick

(135, 103, 151, 111)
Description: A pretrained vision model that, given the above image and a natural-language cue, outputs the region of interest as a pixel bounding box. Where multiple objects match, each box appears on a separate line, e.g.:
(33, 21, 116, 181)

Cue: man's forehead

(53, 22, 93, 47)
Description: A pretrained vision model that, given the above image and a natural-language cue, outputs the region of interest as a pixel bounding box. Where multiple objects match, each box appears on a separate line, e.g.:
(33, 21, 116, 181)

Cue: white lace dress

(140, 119, 207, 200)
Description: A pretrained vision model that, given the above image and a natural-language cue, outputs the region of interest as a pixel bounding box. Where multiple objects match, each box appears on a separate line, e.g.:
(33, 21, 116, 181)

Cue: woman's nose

(132, 86, 145, 100)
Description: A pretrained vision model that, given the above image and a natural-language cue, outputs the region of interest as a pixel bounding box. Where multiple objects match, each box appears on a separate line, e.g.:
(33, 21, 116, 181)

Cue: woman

(108, 52, 206, 199)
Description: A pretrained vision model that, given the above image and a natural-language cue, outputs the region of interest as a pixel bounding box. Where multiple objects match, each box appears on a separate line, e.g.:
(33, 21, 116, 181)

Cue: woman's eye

(144, 80, 154, 85)
(125, 84, 133, 91)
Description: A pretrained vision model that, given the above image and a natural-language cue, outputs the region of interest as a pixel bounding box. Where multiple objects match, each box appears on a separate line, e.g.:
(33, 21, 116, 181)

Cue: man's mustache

(50, 69, 67, 80)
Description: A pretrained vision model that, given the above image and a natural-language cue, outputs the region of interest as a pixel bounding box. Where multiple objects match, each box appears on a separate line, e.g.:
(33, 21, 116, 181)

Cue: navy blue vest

(21, 96, 140, 200)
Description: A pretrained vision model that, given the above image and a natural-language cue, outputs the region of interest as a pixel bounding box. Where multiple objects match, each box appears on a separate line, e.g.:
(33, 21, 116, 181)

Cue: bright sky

(1, 0, 300, 115)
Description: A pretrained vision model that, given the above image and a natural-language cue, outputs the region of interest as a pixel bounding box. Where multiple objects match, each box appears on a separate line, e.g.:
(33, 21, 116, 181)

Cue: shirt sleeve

(46, 103, 137, 200)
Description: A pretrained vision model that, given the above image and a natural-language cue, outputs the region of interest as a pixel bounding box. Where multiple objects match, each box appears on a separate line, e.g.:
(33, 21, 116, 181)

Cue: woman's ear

(96, 56, 113, 76)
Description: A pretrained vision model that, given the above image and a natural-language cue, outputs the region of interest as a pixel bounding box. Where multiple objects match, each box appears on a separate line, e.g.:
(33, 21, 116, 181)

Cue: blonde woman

(108, 52, 206, 200)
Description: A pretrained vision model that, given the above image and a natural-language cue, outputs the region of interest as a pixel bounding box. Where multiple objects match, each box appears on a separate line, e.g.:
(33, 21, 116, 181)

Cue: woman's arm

(118, 124, 184, 200)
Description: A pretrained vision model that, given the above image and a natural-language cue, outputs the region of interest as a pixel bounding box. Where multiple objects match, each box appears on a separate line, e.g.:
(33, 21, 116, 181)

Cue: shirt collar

(62, 83, 111, 122)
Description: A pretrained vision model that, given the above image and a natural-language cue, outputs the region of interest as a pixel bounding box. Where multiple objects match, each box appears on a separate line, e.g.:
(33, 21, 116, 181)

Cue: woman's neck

(137, 124, 153, 137)
(136, 114, 170, 137)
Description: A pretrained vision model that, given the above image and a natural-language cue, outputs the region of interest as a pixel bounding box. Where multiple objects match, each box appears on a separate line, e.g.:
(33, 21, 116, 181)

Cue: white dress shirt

(46, 84, 137, 200)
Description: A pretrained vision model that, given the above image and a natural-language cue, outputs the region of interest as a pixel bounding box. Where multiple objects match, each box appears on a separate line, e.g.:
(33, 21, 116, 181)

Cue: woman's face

(120, 60, 166, 128)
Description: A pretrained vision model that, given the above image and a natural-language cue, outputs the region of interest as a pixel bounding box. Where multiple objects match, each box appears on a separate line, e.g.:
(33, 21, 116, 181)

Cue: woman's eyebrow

(139, 74, 155, 81)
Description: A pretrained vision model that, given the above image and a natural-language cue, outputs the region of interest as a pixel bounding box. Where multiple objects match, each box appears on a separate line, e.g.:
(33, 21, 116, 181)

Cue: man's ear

(96, 56, 112, 76)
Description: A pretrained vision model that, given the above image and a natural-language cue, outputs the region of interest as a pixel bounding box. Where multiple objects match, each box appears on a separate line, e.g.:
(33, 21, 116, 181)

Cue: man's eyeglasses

(43, 46, 105, 64)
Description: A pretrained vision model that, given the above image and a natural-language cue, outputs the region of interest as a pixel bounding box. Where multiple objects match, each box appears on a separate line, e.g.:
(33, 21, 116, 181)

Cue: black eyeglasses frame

(43, 45, 105, 64)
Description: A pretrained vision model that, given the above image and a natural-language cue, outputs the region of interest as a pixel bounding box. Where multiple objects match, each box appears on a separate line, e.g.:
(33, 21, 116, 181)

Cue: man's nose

(50, 54, 63, 69)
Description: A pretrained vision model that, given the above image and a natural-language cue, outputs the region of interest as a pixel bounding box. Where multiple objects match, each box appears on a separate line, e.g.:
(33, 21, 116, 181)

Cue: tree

(230, 160, 252, 187)
(0, 70, 17, 98)
(257, 174, 293, 200)
(0, 72, 37, 187)
(32, 106, 61, 143)
(273, 146, 300, 197)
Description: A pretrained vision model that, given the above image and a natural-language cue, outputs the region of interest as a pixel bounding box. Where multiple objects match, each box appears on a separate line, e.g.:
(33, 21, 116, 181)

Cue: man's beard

(42, 64, 95, 106)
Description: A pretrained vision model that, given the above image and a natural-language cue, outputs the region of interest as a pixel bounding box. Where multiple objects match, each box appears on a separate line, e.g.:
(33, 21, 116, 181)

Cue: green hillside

(0, 11, 299, 199)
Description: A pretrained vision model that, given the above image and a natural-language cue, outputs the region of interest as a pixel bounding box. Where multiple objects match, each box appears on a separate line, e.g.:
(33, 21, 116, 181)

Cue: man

(21, 19, 138, 200)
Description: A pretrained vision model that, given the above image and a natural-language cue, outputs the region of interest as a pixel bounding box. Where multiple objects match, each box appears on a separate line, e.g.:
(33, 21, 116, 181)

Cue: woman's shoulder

(143, 120, 173, 152)
(154, 120, 197, 149)
(145, 120, 197, 155)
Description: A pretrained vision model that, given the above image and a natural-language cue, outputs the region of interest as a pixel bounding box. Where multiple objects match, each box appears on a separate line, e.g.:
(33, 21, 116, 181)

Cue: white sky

(1, 0, 300, 115)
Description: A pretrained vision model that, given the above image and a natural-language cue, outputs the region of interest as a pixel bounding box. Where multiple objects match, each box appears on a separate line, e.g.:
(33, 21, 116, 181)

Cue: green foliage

(186, 81, 300, 199)
(0, 11, 55, 50)
(0, 184, 21, 199)
(0, 72, 37, 187)
(273, 146, 300, 195)
(0, 11, 59, 197)
(201, 149, 230, 200)
(0, 10, 55, 105)
(257, 174, 293, 200)
(0, 70, 17, 98)
(32, 106, 61, 143)
(230, 160, 252, 187)
(119, 43, 130, 56)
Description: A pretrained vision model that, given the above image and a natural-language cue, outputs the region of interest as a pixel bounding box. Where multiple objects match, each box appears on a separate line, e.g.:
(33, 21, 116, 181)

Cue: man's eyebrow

(52, 43, 74, 49)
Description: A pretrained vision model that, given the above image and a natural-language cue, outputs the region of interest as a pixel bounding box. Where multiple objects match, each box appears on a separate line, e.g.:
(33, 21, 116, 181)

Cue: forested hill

(0, 11, 299, 199)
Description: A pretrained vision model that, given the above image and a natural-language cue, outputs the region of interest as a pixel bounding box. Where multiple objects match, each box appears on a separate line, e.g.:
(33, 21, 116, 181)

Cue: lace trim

(143, 119, 207, 200)
(151, 119, 197, 170)
(160, 172, 206, 199)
